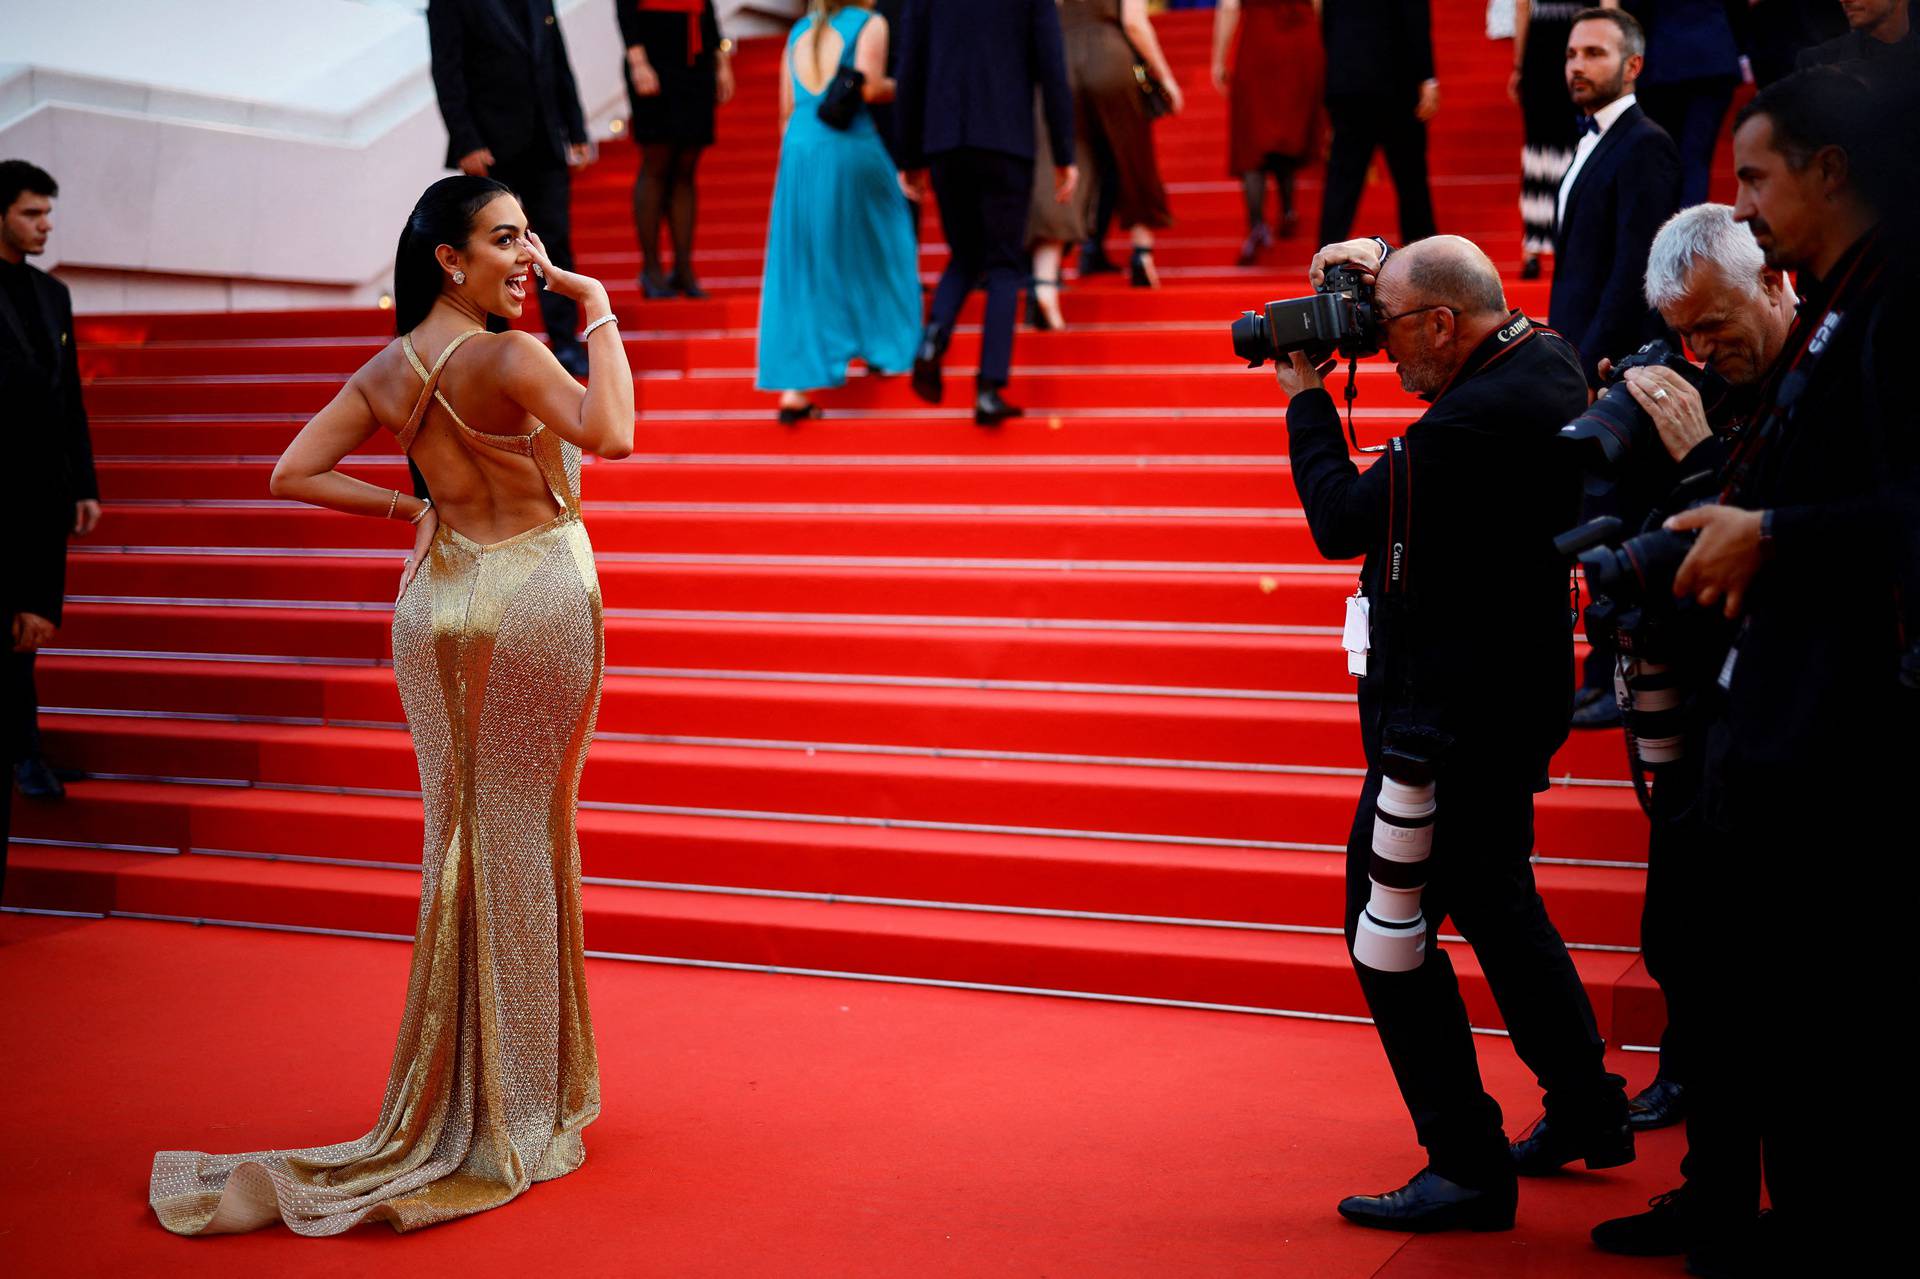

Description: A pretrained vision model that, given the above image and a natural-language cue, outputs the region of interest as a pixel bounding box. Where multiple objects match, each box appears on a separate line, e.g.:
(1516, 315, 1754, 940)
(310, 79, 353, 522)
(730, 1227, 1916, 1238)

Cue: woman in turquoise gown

(755, 1, 921, 421)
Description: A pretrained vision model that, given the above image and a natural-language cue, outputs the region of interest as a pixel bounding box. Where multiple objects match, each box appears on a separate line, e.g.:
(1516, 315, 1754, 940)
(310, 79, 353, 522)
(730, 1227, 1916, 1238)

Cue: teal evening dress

(755, 7, 921, 393)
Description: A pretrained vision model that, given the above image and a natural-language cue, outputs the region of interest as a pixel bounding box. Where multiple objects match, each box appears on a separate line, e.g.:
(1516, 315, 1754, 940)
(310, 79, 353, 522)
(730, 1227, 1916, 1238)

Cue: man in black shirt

(1634, 70, 1918, 1274)
(1797, 0, 1912, 67)
(1275, 234, 1631, 1233)
(427, 0, 592, 376)
(0, 160, 100, 851)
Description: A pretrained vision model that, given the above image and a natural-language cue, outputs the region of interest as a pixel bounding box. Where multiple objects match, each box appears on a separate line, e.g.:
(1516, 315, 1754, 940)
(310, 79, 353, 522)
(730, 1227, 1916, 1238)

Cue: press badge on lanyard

(1343, 588, 1371, 677)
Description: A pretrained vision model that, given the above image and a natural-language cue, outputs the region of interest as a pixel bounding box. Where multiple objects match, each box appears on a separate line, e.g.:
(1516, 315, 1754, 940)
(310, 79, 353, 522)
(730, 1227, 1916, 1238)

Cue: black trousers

(1680, 759, 1899, 1269)
(1319, 92, 1438, 247)
(1343, 764, 1619, 1187)
(1638, 78, 1737, 210)
(927, 148, 1033, 389)
(3, 647, 38, 902)
(488, 153, 581, 350)
(1640, 754, 1703, 1087)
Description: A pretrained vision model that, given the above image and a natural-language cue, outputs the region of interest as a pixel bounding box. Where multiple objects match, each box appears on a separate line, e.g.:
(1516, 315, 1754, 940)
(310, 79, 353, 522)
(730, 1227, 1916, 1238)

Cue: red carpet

(0, 912, 1685, 1275)
(9, 1, 1684, 1046)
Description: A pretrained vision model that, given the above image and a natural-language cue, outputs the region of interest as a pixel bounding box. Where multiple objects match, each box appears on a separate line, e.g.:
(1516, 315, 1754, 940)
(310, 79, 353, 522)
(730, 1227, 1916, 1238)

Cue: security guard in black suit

(1274, 234, 1632, 1233)
(0, 160, 100, 865)
(427, 0, 592, 374)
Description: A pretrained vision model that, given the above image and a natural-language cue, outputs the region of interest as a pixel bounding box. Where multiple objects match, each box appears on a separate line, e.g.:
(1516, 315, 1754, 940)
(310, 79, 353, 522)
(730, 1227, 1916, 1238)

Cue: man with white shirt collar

(1549, 5, 1682, 730)
(1549, 6, 1681, 390)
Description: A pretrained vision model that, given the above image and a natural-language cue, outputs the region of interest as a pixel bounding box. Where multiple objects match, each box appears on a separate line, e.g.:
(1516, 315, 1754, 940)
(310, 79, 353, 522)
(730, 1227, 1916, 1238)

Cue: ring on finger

(1651, 387, 1670, 401)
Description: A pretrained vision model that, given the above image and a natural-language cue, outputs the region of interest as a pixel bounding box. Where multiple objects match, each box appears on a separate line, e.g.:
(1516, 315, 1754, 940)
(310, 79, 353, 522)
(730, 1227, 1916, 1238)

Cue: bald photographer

(1258, 235, 1632, 1233)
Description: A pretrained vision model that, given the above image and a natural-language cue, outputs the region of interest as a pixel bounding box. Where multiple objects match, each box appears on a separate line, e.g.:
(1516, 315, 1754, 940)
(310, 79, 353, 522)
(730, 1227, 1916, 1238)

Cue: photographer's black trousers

(1343, 766, 1622, 1188)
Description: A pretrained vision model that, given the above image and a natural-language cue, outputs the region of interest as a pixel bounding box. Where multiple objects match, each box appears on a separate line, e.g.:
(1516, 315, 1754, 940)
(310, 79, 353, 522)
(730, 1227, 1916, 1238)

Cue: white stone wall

(0, 0, 628, 312)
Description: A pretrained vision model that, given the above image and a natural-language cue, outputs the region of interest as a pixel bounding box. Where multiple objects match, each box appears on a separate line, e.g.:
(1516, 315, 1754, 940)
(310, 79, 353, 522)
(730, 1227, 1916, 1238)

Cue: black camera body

(1232, 263, 1380, 367)
(1558, 339, 1712, 480)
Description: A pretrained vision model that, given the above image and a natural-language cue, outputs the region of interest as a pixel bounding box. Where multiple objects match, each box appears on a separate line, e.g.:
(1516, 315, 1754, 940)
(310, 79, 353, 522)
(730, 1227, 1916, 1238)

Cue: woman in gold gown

(148, 175, 635, 1236)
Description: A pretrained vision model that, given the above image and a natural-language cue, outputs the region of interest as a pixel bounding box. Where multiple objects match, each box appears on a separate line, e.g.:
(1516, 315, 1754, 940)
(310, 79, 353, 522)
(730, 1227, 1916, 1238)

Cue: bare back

(358, 325, 569, 545)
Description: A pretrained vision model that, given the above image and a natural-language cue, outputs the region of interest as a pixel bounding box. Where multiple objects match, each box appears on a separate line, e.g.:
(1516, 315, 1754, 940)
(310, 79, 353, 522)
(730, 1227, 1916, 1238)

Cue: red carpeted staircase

(12, 2, 1670, 1043)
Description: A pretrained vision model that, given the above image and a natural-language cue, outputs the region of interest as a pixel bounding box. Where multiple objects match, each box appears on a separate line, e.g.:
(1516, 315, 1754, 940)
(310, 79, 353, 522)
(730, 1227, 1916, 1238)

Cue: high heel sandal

(1235, 224, 1272, 267)
(670, 270, 708, 300)
(639, 270, 676, 300)
(1129, 246, 1159, 289)
(776, 400, 822, 425)
(1025, 277, 1065, 331)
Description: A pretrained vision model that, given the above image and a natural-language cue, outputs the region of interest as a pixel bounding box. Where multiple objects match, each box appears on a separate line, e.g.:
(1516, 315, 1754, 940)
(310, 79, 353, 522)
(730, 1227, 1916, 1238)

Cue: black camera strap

(1720, 239, 1885, 505)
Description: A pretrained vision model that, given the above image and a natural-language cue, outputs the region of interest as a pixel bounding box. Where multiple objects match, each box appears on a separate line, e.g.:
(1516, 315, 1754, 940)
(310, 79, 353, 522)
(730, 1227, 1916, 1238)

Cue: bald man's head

(1380, 236, 1508, 317)
(1374, 236, 1512, 401)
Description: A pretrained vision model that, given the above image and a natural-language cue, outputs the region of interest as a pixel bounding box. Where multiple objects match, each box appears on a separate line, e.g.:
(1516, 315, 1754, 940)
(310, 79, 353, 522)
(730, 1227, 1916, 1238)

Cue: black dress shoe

(1570, 684, 1623, 729)
(1511, 1113, 1635, 1176)
(552, 343, 590, 379)
(910, 332, 945, 404)
(1521, 254, 1544, 281)
(1593, 1187, 1693, 1256)
(1337, 1168, 1516, 1233)
(974, 387, 1023, 427)
(1628, 1076, 1687, 1130)
(15, 755, 66, 801)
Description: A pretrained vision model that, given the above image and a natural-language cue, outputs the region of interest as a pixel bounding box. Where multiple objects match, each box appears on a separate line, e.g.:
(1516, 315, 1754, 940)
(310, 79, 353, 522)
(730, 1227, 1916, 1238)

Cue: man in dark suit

(427, 0, 592, 376)
(1317, 0, 1440, 247)
(895, 0, 1075, 426)
(1, 160, 100, 854)
(1629, 0, 1742, 206)
(1553, 7, 1682, 726)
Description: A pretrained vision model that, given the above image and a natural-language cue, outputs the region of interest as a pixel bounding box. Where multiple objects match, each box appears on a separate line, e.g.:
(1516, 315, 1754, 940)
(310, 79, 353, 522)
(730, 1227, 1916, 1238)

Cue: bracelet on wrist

(385, 489, 400, 520)
(410, 497, 434, 527)
(581, 312, 619, 341)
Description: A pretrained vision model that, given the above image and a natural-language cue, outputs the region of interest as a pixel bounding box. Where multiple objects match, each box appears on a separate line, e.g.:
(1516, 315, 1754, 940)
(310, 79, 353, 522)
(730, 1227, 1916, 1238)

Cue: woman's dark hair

(393, 174, 517, 335)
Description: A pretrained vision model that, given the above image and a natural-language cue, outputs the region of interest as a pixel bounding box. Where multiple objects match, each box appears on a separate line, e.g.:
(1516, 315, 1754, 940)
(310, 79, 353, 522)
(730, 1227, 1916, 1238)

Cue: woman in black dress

(1509, 0, 1582, 280)
(620, 0, 734, 298)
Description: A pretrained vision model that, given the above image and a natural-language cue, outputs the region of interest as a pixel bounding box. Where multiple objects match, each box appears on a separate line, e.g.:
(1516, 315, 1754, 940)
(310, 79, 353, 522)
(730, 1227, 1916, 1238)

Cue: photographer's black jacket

(1704, 233, 1920, 805)
(1286, 315, 1588, 781)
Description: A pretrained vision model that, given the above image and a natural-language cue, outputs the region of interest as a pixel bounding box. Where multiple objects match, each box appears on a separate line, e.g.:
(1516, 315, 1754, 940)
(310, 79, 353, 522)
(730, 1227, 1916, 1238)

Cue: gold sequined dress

(150, 329, 604, 1235)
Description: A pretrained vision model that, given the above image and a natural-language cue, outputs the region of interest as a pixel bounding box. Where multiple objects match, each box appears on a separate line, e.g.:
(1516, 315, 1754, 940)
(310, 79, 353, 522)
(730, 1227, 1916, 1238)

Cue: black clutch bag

(1129, 48, 1173, 120)
(817, 66, 867, 130)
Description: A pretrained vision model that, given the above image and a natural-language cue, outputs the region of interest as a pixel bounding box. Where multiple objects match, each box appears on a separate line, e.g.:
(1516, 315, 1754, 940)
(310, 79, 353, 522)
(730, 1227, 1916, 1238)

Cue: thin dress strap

(395, 329, 486, 454)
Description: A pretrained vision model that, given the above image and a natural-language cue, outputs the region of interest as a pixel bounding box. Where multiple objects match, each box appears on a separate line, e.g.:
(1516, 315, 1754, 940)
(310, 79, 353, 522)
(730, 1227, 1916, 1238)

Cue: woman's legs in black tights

(1265, 153, 1299, 234)
(633, 142, 673, 288)
(666, 145, 705, 291)
(1240, 169, 1266, 232)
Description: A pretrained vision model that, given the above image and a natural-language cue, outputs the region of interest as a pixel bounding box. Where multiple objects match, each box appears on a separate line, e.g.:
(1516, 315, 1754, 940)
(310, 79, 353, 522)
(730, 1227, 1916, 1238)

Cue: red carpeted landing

(1, 913, 1684, 1277)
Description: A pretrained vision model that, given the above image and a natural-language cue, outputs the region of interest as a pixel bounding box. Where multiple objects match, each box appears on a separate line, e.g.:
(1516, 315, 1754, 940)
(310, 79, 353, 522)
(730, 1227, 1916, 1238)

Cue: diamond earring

(451, 269, 466, 285)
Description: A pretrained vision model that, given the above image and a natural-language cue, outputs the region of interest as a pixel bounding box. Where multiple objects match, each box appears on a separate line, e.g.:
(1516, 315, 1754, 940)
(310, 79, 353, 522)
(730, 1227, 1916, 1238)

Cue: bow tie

(1576, 114, 1601, 138)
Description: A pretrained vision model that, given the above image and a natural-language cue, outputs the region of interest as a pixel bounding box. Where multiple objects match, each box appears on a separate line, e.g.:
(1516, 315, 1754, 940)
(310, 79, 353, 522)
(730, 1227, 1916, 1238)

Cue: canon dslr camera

(1231, 263, 1380, 367)
(1558, 339, 1712, 479)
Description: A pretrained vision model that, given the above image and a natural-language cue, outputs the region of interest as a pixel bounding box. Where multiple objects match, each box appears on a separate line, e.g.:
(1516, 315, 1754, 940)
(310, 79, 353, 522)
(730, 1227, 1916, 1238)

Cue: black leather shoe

(15, 755, 66, 801)
(1570, 684, 1623, 729)
(1511, 1113, 1635, 1176)
(1628, 1076, 1687, 1131)
(552, 343, 590, 379)
(974, 387, 1023, 427)
(1593, 1187, 1693, 1256)
(1337, 1168, 1516, 1233)
(910, 331, 945, 404)
(1520, 255, 1544, 281)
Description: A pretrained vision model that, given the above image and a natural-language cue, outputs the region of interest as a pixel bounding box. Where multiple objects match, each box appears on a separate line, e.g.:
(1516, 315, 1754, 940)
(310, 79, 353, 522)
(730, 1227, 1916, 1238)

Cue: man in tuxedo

(894, 0, 1075, 426)
(1, 160, 100, 854)
(1552, 7, 1681, 726)
(1317, 0, 1440, 246)
(427, 0, 592, 376)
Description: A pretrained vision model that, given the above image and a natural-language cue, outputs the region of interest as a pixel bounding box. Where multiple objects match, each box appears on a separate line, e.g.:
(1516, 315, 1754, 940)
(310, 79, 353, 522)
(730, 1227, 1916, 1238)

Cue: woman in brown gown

(148, 175, 635, 1236)
(1211, 0, 1324, 265)
(1064, 0, 1181, 288)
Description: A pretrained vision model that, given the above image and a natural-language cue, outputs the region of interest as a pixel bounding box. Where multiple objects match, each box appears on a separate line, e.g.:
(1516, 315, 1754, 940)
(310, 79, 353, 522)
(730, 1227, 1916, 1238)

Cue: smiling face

(1657, 262, 1792, 387)
(438, 194, 533, 318)
(1565, 18, 1638, 112)
(1, 190, 54, 261)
